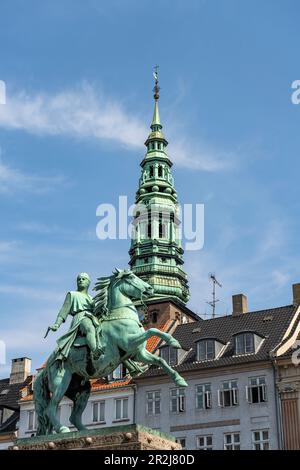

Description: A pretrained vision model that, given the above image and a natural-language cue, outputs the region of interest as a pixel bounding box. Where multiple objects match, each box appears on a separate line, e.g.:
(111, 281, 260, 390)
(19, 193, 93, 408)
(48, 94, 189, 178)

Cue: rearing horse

(34, 269, 187, 435)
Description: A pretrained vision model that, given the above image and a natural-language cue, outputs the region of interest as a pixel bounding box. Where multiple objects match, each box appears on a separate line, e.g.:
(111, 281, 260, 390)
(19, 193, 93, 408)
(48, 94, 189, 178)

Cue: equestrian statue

(33, 268, 188, 435)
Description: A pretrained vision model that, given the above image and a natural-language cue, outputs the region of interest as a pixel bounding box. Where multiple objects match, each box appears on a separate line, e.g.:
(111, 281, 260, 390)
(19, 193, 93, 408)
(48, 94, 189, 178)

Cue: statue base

(10, 424, 181, 450)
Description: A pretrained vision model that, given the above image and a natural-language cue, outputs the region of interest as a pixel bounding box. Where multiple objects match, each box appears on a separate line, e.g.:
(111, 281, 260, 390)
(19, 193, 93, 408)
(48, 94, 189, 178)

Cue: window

(158, 165, 163, 177)
(196, 384, 212, 410)
(149, 166, 154, 177)
(27, 410, 36, 431)
(92, 401, 105, 423)
(246, 377, 267, 404)
(176, 437, 186, 449)
(160, 346, 178, 366)
(115, 398, 128, 420)
(197, 340, 215, 361)
(68, 404, 74, 426)
(150, 310, 158, 323)
(235, 333, 255, 354)
(146, 391, 161, 415)
(158, 213, 166, 238)
(218, 380, 238, 407)
(197, 435, 213, 450)
(224, 432, 240, 450)
(252, 430, 270, 450)
(108, 364, 127, 381)
(170, 388, 185, 413)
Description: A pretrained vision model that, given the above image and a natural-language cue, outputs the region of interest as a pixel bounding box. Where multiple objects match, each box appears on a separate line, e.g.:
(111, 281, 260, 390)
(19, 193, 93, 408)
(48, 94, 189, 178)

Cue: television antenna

(206, 273, 222, 319)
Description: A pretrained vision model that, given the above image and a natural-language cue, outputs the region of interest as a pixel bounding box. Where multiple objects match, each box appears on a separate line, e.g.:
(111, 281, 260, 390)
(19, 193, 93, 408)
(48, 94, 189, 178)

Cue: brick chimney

(232, 294, 248, 316)
(9, 357, 31, 385)
(293, 283, 300, 306)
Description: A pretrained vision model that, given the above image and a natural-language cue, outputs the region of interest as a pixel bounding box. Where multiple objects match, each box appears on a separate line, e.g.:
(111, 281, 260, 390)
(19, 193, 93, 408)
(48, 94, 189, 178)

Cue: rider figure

(48, 273, 104, 361)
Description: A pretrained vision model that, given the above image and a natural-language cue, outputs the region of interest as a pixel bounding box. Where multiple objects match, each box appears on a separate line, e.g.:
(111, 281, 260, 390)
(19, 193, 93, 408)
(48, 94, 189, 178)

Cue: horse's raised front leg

(47, 362, 73, 434)
(135, 349, 188, 387)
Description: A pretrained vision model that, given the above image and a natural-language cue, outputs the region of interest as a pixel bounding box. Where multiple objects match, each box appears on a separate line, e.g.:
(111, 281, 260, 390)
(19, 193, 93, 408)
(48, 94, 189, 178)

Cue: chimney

(232, 294, 248, 316)
(9, 357, 31, 385)
(293, 283, 300, 306)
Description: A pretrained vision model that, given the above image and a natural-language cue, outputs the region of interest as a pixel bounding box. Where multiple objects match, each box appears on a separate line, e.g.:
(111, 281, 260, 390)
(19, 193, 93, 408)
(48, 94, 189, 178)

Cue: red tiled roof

(146, 319, 174, 352)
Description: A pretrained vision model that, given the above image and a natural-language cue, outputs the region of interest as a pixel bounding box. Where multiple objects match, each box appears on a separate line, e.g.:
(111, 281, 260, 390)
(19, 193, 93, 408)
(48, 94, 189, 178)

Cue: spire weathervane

(153, 65, 160, 101)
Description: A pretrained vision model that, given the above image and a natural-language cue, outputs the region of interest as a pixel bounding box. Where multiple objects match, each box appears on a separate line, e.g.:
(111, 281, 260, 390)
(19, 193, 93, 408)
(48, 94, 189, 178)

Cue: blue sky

(0, 0, 300, 377)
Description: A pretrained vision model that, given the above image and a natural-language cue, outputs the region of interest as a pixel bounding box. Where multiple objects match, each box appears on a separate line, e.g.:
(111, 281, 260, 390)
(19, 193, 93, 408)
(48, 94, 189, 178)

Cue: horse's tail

(33, 367, 51, 435)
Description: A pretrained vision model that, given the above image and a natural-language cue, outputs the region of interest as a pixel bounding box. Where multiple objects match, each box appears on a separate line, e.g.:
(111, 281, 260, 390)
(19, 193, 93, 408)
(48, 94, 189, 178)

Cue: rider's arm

(53, 292, 72, 328)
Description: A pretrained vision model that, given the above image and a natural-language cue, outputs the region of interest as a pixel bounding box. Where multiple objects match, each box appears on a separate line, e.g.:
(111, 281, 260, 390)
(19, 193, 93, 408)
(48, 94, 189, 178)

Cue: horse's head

(112, 268, 154, 302)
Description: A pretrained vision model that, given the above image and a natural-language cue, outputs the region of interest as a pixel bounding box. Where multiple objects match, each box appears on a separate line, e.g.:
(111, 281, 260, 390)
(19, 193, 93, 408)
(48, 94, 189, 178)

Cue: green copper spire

(128, 69, 190, 304)
(151, 99, 161, 127)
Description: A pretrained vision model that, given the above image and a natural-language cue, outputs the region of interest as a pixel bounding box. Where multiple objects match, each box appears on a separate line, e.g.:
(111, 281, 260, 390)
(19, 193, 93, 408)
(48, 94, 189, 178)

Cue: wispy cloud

(169, 137, 235, 172)
(0, 84, 147, 149)
(0, 84, 235, 171)
(0, 158, 65, 194)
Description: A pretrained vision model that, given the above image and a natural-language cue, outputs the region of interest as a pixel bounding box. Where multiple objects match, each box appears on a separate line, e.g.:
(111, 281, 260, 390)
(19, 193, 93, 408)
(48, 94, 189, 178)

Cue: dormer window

(196, 339, 224, 361)
(234, 333, 255, 355)
(160, 346, 178, 366)
(197, 340, 215, 361)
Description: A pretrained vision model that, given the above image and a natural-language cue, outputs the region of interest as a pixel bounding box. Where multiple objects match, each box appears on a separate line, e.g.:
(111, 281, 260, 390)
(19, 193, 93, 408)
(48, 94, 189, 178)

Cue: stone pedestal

(10, 424, 181, 450)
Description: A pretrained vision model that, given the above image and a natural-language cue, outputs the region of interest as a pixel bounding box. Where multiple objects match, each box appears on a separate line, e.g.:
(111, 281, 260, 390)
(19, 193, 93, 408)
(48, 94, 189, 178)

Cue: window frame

(146, 390, 161, 416)
(27, 409, 36, 431)
(235, 332, 255, 355)
(246, 376, 267, 404)
(197, 435, 213, 450)
(170, 388, 186, 414)
(224, 432, 240, 450)
(115, 397, 129, 421)
(197, 339, 216, 361)
(196, 383, 212, 410)
(160, 346, 178, 366)
(92, 400, 106, 423)
(252, 429, 270, 450)
(176, 437, 186, 449)
(218, 380, 239, 407)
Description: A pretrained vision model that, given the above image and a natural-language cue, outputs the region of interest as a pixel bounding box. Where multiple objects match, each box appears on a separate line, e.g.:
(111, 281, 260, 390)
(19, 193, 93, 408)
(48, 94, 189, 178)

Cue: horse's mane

(93, 275, 113, 318)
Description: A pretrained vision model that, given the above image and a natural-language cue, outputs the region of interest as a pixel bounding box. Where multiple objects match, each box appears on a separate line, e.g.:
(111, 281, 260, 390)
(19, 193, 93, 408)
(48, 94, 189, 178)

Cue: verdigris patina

(45, 273, 104, 361)
(34, 269, 187, 436)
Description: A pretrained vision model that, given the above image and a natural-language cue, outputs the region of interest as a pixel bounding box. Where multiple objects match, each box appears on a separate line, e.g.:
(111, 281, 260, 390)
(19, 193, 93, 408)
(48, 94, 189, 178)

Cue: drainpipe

(133, 384, 136, 425)
(270, 354, 284, 450)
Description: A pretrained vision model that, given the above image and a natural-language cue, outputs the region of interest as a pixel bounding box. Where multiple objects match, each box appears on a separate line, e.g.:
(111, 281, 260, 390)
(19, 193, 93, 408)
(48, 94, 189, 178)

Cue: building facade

(135, 289, 300, 450)
(0, 357, 31, 448)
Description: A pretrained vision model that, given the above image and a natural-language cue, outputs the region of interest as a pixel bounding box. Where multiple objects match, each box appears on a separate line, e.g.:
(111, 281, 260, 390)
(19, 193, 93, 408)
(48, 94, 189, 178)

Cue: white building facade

(18, 382, 135, 438)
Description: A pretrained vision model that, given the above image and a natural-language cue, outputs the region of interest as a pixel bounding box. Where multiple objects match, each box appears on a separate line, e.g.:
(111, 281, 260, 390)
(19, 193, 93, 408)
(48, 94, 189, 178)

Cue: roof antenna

(206, 273, 222, 319)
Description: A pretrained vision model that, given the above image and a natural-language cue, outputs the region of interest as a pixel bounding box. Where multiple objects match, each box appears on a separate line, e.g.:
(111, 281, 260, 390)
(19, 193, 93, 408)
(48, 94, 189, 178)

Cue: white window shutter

(205, 391, 212, 409)
(233, 388, 238, 405)
(262, 384, 267, 402)
(179, 395, 185, 412)
(218, 390, 223, 407)
(246, 385, 251, 403)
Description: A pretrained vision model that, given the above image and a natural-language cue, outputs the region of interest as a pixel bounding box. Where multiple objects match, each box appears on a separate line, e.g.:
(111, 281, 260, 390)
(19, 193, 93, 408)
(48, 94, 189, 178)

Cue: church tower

(129, 70, 190, 306)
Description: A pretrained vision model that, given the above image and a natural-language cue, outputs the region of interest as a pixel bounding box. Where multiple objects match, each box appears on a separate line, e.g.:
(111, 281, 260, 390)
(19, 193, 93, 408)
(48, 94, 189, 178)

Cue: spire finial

(153, 65, 160, 101)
